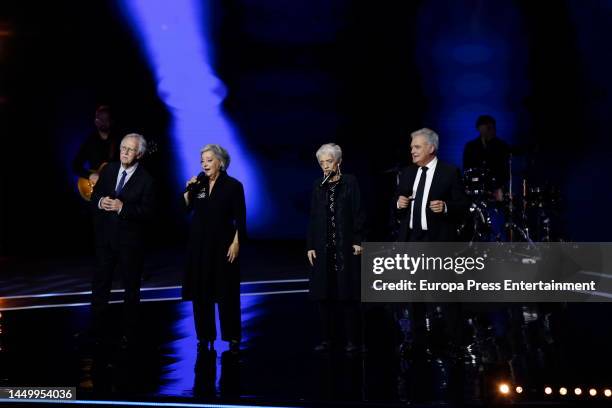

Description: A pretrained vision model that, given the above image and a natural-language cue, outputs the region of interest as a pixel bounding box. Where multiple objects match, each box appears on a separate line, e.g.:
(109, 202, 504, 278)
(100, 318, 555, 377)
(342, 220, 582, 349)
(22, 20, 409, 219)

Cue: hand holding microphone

(185, 172, 207, 193)
(397, 189, 415, 209)
(185, 176, 197, 188)
(320, 170, 337, 187)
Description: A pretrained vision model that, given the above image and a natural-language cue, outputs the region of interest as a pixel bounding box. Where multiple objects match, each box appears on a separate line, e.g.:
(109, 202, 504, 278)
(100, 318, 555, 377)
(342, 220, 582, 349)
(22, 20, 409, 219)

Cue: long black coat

(183, 172, 247, 303)
(396, 160, 469, 242)
(307, 174, 366, 301)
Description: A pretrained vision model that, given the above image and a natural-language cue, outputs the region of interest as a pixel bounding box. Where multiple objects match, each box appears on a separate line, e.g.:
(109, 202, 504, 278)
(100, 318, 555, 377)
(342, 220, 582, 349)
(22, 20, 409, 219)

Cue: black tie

(411, 166, 428, 230)
(115, 170, 127, 195)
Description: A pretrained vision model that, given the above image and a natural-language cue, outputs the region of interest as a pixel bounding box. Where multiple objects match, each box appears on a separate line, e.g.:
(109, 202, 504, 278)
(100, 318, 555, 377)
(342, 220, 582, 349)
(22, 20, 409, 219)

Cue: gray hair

(201, 144, 231, 171)
(122, 133, 147, 156)
(411, 128, 439, 151)
(315, 143, 342, 161)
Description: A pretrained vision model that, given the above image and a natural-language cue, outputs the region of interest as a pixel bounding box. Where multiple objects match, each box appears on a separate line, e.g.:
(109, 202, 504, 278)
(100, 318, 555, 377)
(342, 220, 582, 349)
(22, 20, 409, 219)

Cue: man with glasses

(91, 133, 155, 348)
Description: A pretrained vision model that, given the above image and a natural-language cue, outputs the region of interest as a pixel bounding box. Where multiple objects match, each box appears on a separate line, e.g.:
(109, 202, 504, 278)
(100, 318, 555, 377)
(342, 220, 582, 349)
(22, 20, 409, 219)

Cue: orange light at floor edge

(498, 383, 510, 395)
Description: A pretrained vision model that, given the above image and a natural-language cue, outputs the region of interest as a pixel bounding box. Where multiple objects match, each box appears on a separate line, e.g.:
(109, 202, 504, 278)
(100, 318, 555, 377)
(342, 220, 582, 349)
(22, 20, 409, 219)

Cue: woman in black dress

(307, 143, 366, 353)
(183, 144, 246, 353)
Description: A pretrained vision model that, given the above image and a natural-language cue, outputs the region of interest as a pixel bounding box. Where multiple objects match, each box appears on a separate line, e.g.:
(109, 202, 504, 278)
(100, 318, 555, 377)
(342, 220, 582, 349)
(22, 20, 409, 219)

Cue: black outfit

(90, 162, 156, 341)
(73, 131, 118, 178)
(396, 161, 470, 242)
(307, 174, 366, 344)
(462, 136, 510, 189)
(183, 171, 247, 343)
(395, 161, 469, 355)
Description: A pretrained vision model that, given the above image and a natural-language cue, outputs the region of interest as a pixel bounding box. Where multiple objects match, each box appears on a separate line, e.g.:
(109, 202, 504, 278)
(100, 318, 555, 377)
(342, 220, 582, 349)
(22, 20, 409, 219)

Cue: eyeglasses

(120, 146, 138, 154)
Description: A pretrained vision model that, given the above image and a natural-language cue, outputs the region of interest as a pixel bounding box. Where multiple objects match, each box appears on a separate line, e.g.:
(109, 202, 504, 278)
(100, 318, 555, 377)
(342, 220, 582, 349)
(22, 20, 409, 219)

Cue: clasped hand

(101, 196, 123, 212)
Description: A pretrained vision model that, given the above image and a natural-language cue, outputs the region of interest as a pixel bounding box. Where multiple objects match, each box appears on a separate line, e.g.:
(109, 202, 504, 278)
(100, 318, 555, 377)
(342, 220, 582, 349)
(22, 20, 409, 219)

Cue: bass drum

(457, 201, 495, 243)
(457, 198, 507, 243)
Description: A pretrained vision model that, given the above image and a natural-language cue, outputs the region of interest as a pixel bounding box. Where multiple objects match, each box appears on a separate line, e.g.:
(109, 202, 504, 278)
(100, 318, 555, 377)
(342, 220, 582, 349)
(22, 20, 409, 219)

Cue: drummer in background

(462, 115, 510, 201)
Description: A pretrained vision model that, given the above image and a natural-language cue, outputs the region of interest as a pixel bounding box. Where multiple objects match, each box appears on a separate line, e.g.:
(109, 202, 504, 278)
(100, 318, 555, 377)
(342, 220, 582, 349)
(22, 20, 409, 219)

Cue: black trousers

(405, 228, 464, 347)
(192, 293, 241, 342)
(317, 300, 360, 344)
(409, 228, 431, 242)
(92, 242, 143, 340)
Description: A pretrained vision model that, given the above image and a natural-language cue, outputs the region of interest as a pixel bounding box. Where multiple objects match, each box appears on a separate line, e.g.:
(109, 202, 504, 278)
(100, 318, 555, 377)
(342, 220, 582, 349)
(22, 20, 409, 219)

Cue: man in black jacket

(91, 133, 155, 346)
(396, 128, 469, 242)
(395, 128, 470, 359)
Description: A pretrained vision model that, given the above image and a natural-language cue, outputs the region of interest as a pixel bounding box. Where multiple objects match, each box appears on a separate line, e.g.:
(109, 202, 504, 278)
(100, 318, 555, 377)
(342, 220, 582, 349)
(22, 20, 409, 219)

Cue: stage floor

(1, 245, 612, 407)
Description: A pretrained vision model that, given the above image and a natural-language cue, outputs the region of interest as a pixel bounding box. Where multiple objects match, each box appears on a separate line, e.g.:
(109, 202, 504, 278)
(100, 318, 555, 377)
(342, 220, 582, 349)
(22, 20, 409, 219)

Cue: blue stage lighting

(117, 0, 269, 231)
(414, 0, 529, 167)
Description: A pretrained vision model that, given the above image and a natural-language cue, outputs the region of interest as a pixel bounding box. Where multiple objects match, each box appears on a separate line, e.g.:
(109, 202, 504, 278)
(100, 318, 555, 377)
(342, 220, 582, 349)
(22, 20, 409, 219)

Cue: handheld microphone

(398, 188, 415, 201)
(320, 170, 337, 187)
(185, 172, 208, 193)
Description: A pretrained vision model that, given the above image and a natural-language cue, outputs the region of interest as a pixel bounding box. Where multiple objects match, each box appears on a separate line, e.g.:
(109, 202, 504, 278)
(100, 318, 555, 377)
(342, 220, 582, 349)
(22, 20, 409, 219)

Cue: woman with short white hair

(307, 143, 366, 353)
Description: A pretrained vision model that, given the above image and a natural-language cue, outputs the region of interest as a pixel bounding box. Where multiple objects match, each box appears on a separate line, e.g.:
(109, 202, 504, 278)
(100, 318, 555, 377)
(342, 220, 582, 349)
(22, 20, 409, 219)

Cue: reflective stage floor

(1, 247, 612, 407)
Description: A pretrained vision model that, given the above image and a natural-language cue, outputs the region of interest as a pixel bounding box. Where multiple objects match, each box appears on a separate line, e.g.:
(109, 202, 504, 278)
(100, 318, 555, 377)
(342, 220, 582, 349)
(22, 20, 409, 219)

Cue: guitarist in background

(72, 105, 118, 189)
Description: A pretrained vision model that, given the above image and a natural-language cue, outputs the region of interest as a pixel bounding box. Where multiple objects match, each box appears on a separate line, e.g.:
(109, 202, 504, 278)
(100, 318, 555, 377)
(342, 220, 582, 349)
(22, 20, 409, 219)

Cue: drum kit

(459, 154, 561, 243)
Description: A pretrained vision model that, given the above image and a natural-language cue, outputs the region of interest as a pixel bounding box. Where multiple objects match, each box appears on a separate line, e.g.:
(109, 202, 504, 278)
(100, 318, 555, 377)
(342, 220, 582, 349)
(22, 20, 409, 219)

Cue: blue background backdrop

(0, 0, 610, 255)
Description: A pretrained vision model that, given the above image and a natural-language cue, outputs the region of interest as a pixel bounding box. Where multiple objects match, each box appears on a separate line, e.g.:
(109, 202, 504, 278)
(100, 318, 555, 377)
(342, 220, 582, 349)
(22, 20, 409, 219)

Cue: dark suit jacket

(396, 160, 469, 242)
(91, 161, 155, 248)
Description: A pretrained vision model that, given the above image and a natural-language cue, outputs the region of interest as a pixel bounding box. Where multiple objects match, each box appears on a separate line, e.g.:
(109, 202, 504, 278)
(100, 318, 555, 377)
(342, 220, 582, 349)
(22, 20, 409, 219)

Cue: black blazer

(396, 160, 469, 242)
(91, 161, 156, 247)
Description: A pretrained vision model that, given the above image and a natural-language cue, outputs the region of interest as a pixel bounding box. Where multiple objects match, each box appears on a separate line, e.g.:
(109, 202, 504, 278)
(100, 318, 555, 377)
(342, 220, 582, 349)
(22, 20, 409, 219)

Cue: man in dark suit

(91, 133, 155, 346)
(397, 128, 469, 242)
(395, 128, 469, 359)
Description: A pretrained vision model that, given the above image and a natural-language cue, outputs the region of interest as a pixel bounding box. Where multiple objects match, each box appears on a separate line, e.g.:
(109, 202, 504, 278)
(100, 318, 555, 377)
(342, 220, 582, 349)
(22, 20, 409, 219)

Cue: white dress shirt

(98, 163, 139, 213)
(114, 162, 139, 192)
(409, 157, 438, 230)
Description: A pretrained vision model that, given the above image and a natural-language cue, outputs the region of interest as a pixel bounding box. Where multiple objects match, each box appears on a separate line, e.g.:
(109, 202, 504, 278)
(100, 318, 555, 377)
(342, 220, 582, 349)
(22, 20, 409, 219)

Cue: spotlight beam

(117, 0, 267, 230)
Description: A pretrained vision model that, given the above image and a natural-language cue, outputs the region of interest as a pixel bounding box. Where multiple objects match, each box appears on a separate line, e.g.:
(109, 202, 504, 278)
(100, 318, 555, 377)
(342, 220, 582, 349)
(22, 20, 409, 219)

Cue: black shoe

(229, 340, 240, 354)
(120, 335, 130, 350)
(314, 341, 331, 352)
(345, 342, 360, 354)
